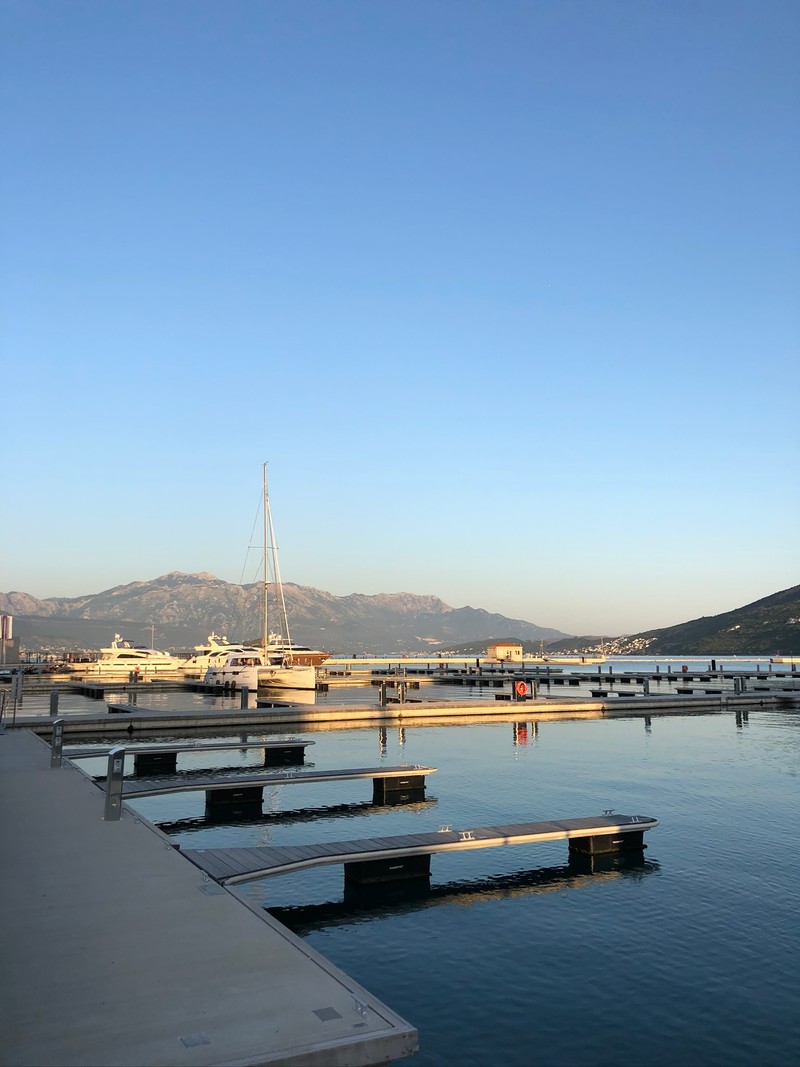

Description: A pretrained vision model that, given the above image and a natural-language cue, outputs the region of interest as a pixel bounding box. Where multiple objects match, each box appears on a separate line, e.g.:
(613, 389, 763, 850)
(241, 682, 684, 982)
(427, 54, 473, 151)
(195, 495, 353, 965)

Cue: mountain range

(2, 575, 797, 656)
(608, 583, 799, 657)
(436, 584, 799, 658)
(0, 572, 566, 655)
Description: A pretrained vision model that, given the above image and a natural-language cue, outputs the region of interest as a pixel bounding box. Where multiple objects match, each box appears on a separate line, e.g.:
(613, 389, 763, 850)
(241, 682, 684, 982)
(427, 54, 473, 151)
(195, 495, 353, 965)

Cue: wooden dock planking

(182, 814, 657, 885)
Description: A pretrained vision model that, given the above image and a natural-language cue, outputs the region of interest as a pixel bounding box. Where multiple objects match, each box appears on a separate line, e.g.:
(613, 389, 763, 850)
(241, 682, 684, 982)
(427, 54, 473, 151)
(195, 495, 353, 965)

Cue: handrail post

(50, 719, 65, 768)
(104, 746, 126, 821)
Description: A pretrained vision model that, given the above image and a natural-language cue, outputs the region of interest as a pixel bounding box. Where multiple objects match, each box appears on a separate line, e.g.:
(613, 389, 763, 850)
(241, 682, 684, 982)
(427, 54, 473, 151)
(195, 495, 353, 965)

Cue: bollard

(50, 718, 65, 768)
(104, 746, 127, 821)
(240, 685, 249, 709)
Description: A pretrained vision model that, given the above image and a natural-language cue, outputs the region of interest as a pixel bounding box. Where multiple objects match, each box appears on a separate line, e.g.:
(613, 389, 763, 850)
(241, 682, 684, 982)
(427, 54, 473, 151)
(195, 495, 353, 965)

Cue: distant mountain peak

(157, 571, 222, 583)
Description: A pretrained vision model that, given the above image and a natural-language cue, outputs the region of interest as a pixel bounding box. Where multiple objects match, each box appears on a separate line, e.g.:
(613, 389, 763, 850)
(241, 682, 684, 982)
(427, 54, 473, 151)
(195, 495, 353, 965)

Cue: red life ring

(515, 680, 528, 697)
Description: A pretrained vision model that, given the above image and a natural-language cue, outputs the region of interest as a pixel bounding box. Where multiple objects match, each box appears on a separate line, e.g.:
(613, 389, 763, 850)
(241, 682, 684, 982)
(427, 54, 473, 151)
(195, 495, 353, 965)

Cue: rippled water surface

(59, 694, 800, 1066)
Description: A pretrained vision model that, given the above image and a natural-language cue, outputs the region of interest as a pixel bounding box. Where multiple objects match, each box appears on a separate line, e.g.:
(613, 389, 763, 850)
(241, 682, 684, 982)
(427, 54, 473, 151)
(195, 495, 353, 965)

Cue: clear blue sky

(2, 0, 798, 636)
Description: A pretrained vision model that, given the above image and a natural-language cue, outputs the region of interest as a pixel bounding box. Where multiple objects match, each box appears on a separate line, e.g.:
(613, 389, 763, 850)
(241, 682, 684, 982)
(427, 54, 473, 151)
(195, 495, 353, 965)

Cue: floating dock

(100, 761, 436, 820)
(0, 729, 418, 1067)
(183, 813, 658, 888)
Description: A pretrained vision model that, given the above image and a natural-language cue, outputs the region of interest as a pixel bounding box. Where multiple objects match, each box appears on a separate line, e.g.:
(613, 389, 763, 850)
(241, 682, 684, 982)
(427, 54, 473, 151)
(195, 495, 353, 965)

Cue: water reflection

(513, 721, 538, 745)
(259, 686, 317, 706)
(268, 852, 660, 934)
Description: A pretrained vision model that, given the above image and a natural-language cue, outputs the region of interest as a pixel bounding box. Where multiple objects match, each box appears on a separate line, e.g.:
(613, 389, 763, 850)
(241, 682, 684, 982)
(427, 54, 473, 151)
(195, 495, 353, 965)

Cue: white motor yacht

(68, 635, 183, 677)
(266, 632, 331, 667)
(179, 633, 262, 677)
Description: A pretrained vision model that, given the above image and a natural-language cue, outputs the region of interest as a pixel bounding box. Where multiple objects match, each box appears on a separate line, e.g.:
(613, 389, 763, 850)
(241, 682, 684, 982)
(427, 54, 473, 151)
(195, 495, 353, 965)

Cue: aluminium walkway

(182, 814, 658, 887)
(0, 729, 417, 1067)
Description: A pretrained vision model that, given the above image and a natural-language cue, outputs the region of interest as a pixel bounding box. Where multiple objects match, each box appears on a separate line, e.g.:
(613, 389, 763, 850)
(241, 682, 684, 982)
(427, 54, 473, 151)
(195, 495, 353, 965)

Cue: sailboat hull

(259, 664, 317, 689)
(203, 660, 317, 690)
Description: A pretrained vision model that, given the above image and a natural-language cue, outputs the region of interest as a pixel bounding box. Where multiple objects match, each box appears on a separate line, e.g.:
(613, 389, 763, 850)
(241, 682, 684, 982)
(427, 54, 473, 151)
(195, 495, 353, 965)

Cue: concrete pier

(0, 729, 417, 1066)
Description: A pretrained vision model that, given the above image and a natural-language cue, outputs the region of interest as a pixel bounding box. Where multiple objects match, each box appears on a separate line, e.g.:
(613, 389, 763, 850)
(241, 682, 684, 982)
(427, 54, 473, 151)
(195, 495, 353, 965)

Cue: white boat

(204, 466, 317, 692)
(68, 635, 183, 677)
(266, 632, 331, 667)
(179, 633, 262, 677)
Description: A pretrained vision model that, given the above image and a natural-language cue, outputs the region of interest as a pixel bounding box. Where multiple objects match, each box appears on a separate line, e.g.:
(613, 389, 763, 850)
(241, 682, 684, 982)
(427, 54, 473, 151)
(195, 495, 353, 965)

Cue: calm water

(86, 700, 800, 1067)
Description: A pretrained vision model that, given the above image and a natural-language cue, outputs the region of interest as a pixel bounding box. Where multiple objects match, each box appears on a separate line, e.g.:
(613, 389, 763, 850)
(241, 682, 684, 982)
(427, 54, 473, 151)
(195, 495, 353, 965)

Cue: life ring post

(514, 678, 532, 701)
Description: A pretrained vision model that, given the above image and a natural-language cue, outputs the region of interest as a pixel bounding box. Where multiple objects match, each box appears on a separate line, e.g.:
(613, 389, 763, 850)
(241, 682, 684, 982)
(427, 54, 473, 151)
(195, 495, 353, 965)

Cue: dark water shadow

(157, 795, 438, 832)
(268, 852, 660, 934)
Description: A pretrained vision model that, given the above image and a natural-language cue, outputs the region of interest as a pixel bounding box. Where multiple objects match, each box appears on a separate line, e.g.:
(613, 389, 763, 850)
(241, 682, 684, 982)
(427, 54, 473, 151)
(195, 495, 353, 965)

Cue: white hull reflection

(260, 686, 317, 705)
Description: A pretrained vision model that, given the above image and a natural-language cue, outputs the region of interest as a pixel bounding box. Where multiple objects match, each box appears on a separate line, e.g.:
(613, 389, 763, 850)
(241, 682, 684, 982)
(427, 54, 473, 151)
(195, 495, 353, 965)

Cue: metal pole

(104, 746, 126, 821)
(240, 685, 249, 709)
(50, 719, 65, 768)
(49, 689, 59, 718)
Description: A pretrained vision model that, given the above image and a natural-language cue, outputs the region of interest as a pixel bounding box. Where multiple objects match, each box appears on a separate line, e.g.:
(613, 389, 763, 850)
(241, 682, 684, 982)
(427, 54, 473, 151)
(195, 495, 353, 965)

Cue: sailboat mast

(262, 462, 268, 655)
(267, 495, 292, 659)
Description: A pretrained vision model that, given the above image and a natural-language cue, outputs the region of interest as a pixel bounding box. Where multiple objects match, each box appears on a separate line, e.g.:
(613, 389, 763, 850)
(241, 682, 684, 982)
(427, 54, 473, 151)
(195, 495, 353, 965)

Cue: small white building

(486, 641, 523, 663)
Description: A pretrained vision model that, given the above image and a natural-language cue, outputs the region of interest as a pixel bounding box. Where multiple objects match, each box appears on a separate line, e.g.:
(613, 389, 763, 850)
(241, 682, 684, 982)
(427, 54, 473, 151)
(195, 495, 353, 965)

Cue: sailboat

(203, 466, 317, 691)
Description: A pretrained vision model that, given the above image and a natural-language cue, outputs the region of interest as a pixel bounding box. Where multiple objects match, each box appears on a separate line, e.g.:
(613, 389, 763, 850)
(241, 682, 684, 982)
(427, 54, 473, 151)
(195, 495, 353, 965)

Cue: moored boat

(179, 634, 262, 677)
(67, 635, 183, 677)
(266, 633, 331, 667)
(203, 464, 319, 692)
(203, 648, 316, 690)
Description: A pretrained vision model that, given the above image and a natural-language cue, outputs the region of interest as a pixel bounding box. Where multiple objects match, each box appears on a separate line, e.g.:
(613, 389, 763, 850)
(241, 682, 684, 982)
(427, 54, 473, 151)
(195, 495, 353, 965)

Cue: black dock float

(206, 786, 266, 820)
(346, 853, 432, 887)
(373, 773, 427, 805)
(568, 829, 646, 855)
